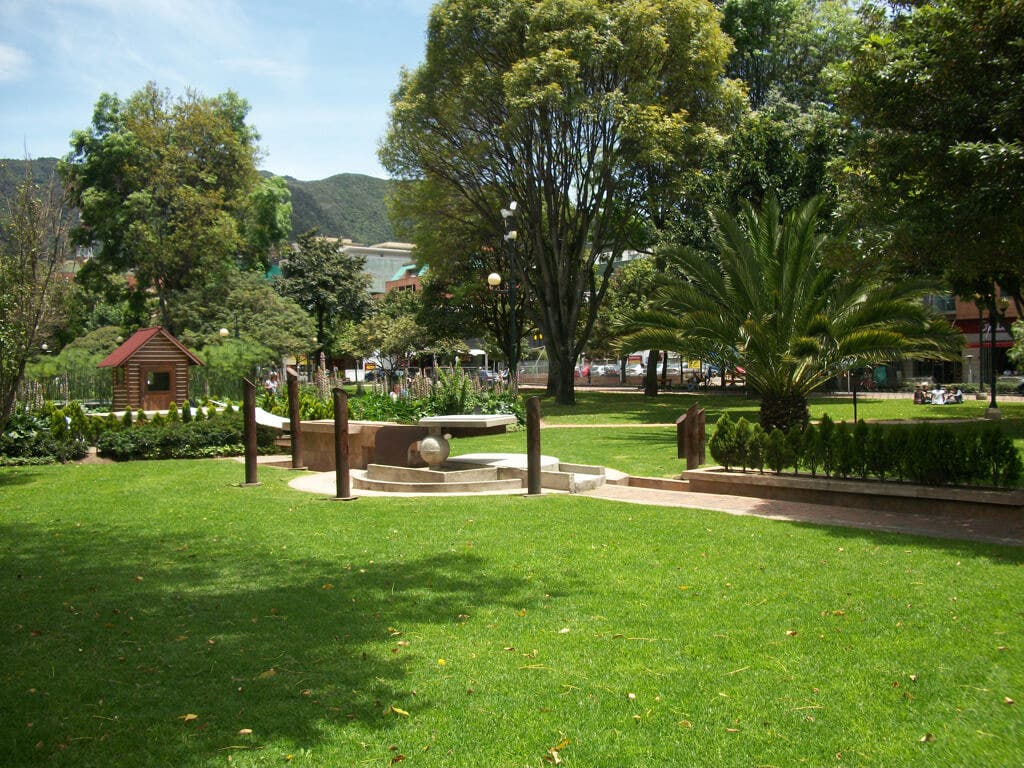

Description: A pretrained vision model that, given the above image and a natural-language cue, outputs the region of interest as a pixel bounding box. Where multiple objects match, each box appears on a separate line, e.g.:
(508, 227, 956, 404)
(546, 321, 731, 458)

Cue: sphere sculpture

(418, 432, 452, 468)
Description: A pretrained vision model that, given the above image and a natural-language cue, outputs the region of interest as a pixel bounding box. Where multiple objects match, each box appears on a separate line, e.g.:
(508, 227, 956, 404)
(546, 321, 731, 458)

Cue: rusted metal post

(333, 387, 355, 500)
(677, 403, 706, 470)
(526, 396, 542, 495)
(287, 367, 306, 470)
(242, 377, 260, 486)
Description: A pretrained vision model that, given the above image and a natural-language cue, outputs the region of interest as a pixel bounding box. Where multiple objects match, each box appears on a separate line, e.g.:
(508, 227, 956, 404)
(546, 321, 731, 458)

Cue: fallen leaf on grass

(389, 754, 407, 764)
(919, 733, 936, 742)
(390, 706, 410, 717)
(178, 713, 198, 722)
(786, 630, 798, 636)
(237, 728, 253, 735)
(322, 584, 334, 590)
(1004, 697, 1015, 705)
(258, 668, 277, 679)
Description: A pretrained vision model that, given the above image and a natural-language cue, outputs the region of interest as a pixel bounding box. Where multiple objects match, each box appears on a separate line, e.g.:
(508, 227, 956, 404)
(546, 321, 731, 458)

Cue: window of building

(146, 370, 171, 392)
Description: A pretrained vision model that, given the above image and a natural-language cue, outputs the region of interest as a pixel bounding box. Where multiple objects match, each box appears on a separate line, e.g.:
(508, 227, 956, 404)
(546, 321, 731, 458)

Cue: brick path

(582, 484, 1024, 547)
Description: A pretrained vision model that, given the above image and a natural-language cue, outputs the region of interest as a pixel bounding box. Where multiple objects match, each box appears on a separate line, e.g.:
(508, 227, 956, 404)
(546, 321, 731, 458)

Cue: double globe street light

(487, 201, 520, 390)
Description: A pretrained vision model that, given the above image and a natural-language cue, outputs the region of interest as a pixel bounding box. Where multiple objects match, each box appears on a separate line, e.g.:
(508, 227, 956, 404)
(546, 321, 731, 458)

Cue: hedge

(709, 413, 1022, 488)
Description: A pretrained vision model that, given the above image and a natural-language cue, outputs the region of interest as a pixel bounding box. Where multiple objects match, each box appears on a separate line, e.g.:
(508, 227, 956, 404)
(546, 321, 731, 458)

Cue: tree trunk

(547, 346, 576, 405)
(643, 350, 660, 396)
(759, 393, 809, 432)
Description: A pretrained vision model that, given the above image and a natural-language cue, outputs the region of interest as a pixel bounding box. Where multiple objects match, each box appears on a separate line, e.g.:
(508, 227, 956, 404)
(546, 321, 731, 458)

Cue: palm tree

(615, 196, 962, 431)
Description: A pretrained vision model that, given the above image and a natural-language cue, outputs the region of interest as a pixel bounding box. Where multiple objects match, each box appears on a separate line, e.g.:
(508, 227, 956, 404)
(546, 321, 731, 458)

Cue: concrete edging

(682, 467, 1024, 516)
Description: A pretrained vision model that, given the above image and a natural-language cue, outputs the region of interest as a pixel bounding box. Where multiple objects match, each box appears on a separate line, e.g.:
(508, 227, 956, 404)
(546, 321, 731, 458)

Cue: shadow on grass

(0, 469, 38, 487)
(2, 521, 540, 766)
(784, 517, 1024, 563)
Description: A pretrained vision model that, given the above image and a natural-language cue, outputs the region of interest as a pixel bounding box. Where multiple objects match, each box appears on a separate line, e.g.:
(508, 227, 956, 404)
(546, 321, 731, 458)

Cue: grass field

(452, 391, 1024, 478)
(3, 459, 1022, 767)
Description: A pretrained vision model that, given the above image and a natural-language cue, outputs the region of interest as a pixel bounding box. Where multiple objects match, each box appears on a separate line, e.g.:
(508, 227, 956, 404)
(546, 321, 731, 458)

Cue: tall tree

(276, 229, 372, 350)
(616, 196, 962, 431)
(381, 0, 738, 404)
(0, 165, 72, 431)
(837, 0, 1024, 314)
(60, 83, 291, 333)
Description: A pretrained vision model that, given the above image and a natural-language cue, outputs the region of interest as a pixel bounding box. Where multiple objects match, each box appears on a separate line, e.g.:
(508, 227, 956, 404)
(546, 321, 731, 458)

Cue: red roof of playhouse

(98, 326, 204, 368)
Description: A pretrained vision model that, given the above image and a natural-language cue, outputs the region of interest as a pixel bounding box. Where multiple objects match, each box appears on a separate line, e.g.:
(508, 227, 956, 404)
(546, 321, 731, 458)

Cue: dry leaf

(558, 628, 570, 634)
(786, 630, 798, 636)
(909, 675, 918, 682)
(258, 668, 277, 679)
(179, 713, 198, 722)
(390, 755, 407, 764)
(1004, 697, 1015, 705)
(237, 728, 253, 735)
(390, 706, 410, 717)
(678, 720, 693, 728)
(322, 583, 334, 590)
(919, 733, 936, 742)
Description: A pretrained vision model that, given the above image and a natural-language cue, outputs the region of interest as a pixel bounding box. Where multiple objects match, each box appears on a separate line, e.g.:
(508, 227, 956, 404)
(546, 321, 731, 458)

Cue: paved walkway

(276, 463, 1023, 548)
(580, 484, 1024, 548)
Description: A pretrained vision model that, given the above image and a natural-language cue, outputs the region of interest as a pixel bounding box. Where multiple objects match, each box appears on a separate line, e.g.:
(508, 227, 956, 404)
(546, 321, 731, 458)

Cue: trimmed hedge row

(96, 410, 277, 461)
(709, 413, 1022, 488)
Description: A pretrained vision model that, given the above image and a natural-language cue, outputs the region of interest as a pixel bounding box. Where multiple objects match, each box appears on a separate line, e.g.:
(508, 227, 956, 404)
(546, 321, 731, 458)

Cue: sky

(0, 0, 433, 180)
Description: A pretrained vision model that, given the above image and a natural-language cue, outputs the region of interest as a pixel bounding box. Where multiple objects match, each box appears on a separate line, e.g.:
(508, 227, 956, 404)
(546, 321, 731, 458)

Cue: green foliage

(0, 161, 73, 432)
(837, 0, 1024, 308)
(747, 423, 768, 474)
(616, 196, 963, 431)
(121, 408, 133, 428)
(709, 413, 740, 471)
(60, 84, 284, 333)
(277, 228, 371, 347)
(95, 410, 275, 461)
(712, 414, 1021, 489)
(765, 427, 793, 475)
(284, 173, 393, 244)
(166, 402, 179, 422)
(181, 402, 192, 423)
(381, 0, 740, 404)
(0, 406, 87, 463)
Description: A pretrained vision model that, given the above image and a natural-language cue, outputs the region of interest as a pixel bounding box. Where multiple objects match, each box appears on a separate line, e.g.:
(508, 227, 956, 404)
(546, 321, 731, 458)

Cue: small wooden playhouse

(98, 327, 203, 411)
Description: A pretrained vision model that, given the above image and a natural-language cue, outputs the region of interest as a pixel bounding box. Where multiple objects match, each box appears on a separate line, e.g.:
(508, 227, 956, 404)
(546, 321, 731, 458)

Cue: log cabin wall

(111, 335, 193, 411)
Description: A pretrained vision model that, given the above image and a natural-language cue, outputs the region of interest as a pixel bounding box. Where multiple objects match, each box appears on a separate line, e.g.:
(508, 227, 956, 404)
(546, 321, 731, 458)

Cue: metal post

(241, 377, 260, 486)
(988, 305, 999, 417)
(333, 387, 356, 500)
(502, 203, 519, 391)
(526, 396, 542, 495)
(287, 367, 306, 470)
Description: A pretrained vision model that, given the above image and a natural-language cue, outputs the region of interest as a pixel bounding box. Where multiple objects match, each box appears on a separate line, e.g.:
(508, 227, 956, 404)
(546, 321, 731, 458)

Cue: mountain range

(0, 158, 395, 245)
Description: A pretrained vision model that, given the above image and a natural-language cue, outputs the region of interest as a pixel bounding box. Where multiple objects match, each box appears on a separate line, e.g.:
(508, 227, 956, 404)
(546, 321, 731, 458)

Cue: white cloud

(0, 43, 29, 81)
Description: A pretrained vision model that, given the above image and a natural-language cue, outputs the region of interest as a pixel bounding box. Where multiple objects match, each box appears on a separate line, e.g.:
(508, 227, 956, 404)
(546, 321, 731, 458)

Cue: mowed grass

(3, 459, 1022, 767)
(457, 391, 1024, 478)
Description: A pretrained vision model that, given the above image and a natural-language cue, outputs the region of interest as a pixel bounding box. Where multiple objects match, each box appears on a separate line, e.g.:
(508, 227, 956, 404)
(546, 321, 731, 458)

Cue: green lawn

(3, 459, 1022, 767)
(454, 391, 1024, 478)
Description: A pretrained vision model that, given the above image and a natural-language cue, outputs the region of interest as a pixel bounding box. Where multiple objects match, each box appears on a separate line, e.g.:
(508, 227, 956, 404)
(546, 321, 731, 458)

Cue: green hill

(1, 158, 394, 246)
(272, 172, 394, 245)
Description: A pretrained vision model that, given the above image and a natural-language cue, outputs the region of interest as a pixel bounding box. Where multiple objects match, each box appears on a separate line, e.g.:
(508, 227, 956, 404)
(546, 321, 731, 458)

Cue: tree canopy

(0, 165, 72, 431)
(616, 196, 962, 430)
(276, 229, 372, 350)
(837, 0, 1024, 312)
(381, 0, 741, 404)
(60, 83, 291, 333)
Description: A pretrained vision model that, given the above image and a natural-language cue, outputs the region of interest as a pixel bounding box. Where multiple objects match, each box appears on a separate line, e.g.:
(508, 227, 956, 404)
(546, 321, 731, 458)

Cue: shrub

(765, 428, 793, 475)
(709, 413, 740, 470)
(748, 424, 767, 474)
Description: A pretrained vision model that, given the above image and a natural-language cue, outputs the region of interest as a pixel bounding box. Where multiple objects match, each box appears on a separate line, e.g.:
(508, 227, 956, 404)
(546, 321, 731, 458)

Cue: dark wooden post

(332, 387, 355, 500)
(287, 367, 306, 470)
(677, 403, 706, 470)
(242, 377, 260, 486)
(526, 396, 542, 495)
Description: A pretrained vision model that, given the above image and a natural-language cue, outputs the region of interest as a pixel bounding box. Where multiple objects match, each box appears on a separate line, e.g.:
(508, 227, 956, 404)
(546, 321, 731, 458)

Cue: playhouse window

(146, 371, 171, 392)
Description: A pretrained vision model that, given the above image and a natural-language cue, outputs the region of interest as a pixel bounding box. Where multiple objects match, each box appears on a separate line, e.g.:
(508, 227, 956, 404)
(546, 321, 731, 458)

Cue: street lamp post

(488, 201, 520, 389)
